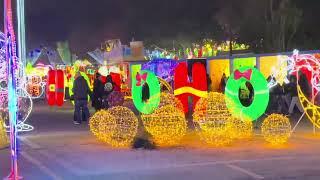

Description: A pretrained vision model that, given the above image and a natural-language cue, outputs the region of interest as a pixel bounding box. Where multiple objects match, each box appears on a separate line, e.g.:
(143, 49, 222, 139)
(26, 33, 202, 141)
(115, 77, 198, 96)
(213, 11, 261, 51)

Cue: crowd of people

(71, 72, 115, 125)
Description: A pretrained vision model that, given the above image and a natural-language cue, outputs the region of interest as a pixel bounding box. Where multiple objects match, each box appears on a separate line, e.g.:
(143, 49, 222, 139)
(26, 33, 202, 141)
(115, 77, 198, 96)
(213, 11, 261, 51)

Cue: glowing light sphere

(0, 118, 9, 149)
(261, 114, 291, 145)
(158, 92, 184, 111)
(89, 110, 116, 141)
(193, 92, 234, 146)
(142, 105, 187, 147)
(90, 107, 138, 147)
(107, 106, 138, 147)
(229, 117, 253, 139)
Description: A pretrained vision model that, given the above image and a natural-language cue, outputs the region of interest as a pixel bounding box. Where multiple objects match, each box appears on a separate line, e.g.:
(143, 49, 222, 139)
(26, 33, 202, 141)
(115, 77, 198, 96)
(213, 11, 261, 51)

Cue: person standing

(287, 75, 303, 115)
(92, 72, 104, 111)
(102, 75, 114, 109)
(72, 72, 91, 124)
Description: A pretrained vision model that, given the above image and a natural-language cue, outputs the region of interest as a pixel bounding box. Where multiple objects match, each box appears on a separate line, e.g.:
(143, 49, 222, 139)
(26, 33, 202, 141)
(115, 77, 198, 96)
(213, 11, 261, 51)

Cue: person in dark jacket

(72, 72, 91, 124)
(102, 75, 114, 109)
(287, 75, 303, 114)
(92, 72, 104, 111)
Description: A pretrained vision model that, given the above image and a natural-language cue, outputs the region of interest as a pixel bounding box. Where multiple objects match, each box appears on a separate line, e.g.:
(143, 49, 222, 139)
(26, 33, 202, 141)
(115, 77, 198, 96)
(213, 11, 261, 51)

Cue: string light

(0, 118, 9, 149)
(90, 107, 138, 147)
(158, 92, 184, 111)
(261, 114, 291, 145)
(89, 110, 116, 141)
(193, 92, 234, 146)
(107, 106, 138, 147)
(229, 117, 253, 139)
(142, 105, 187, 147)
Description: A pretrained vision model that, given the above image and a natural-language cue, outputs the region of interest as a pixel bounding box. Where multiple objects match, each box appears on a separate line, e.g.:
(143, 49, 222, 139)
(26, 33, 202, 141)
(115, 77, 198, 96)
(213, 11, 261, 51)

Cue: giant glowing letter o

(225, 67, 269, 121)
(132, 70, 160, 114)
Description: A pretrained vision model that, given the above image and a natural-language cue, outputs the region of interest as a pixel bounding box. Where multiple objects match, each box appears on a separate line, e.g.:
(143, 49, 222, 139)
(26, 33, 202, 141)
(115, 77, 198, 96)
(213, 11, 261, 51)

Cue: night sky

(22, 0, 221, 55)
(1, 0, 319, 55)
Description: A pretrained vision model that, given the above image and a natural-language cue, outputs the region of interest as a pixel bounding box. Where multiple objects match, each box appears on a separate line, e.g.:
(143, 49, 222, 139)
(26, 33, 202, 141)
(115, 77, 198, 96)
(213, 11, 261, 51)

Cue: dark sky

(0, 0, 319, 55)
(22, 0, 220, 55)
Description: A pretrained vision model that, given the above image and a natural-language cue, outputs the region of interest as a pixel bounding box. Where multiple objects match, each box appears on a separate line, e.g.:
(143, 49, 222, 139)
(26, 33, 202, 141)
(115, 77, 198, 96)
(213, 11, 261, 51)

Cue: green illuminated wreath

(225, 67, 269, 121)
(132, 70, 160, 114)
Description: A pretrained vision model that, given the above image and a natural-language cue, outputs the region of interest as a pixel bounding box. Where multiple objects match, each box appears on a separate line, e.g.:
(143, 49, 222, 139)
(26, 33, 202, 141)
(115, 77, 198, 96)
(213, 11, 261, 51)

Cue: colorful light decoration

(106, 106, 138, 147)
(5, 0, 20, 177)
(193, 92, 235, 146)
(107, 91, 125, 108)
(90, 110, 116, 142)
(158, 92, 184, 112)
(142, 105, 187, 147)
(225, 67, 269, 121)
(132, 70, 160, 114)
(174, 62, 208, 113)
(0, 31, 8, 111)
(268, 50, 320, 129)
(0, 118, 9, 149)
(261, 114, 291, 145)
(142, 59, 178, 82)
(90, 107, 138, 148)
(46, 70, 65, 106)
(229, 117, 253, 139)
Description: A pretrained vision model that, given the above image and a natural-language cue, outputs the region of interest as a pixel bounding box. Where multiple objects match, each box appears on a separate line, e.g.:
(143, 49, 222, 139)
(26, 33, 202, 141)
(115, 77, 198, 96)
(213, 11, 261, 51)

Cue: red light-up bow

(234, 69, 252, 80)
(136, 72, 148, 86)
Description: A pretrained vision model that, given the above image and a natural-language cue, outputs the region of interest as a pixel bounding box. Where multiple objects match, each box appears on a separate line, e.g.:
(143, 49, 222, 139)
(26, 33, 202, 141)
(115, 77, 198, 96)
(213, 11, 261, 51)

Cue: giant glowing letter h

(174, 62, 207, 113)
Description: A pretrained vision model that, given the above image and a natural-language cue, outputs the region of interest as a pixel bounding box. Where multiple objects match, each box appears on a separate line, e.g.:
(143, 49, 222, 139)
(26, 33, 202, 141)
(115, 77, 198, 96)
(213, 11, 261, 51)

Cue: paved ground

(1, 101, 320, 180)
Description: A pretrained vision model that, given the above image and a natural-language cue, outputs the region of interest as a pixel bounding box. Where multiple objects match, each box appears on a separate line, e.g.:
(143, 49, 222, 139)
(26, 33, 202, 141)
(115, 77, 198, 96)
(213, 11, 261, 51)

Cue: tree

(264, 0, 302, 51)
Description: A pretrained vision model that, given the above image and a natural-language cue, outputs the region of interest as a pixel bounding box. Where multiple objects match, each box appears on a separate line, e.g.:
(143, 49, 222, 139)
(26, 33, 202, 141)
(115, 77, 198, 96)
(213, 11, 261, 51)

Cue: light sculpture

(193, 92, 235, 146)
(0, 118, 9, 149)
(225, 67, 269, 121)
(142, 105, 187, 147)
(46, 70, 65, 106)
(261, 114, 291, 145)
(158, 92, 184, 111)
(174, 62, 207, 113)
(132, 70, 160, 114)
(5, 0, 20, 178)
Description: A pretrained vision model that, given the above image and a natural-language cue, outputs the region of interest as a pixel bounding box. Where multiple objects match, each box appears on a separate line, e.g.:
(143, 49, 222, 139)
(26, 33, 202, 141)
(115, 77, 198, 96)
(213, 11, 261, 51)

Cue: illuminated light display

(261, 114, 291, 145)
(193, 92, 235, 146)
(132, 70, 160, 114)
(272, 50, 320, 128)
(158, 77, 173, 93)
(107, 91, 125, 108)
(55, 70, 65, 106)
(208, 59, 230, 92)
(158, 92, 184, 111)
(174, 62, 207, 113)
(5, 0, 21, 177)
(0, 31, 8, 110)
(46, 69, 56, 106)
(90, 110, 116, 142)
(0, 118, 9, 149)
(268, 55, 289, 88)
(142, 105, 187, 147)
(233, 57, 256, 71)
(229, 117, 253, 139)
(90, 107, 138, 148)
(225, 67, 269, 121)
(107, 106, 138, 147)
(142, 59, 178, 82)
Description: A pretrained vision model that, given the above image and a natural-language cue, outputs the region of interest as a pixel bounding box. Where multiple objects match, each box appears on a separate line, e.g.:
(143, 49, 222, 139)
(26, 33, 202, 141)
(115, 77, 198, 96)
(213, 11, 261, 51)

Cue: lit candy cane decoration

(4, 0, 21, 178)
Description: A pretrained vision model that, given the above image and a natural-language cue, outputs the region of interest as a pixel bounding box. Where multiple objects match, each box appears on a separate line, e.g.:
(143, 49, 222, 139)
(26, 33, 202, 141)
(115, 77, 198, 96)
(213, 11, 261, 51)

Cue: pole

(5, 0, 21, 179)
